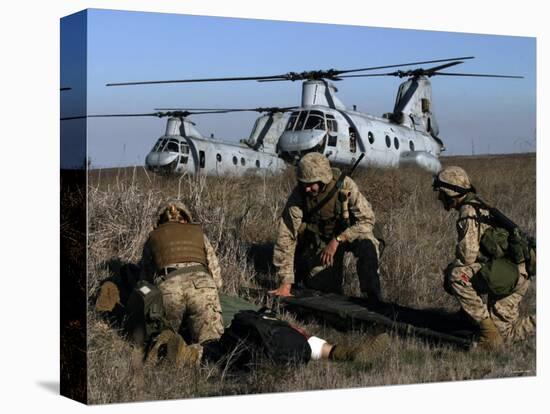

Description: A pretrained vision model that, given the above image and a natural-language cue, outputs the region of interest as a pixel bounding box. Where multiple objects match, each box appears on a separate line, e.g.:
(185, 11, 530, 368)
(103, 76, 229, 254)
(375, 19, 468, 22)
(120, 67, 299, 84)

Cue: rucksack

(124, 280, 169, 348)
(217, 308, 311, 370)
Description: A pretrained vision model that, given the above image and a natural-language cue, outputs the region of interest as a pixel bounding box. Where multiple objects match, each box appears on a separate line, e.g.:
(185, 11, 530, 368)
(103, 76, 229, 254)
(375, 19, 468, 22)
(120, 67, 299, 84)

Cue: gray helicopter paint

(277, 76, 444, 173)
(301, 80, 346, 110)
(145, 118, 287, 176)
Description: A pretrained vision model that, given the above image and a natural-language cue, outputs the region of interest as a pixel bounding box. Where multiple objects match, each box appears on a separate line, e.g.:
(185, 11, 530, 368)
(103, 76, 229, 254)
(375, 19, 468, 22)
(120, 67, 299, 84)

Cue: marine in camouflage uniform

(140, 200, 224, 346)
(434, 166, 535, 349)
(271, 152, 382, 301)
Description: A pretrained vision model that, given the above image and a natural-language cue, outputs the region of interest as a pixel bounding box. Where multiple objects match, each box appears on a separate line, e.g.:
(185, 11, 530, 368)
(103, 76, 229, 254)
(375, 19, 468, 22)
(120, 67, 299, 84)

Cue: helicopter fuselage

(145, 132, 287, 176)
(278, 105, 443, 172)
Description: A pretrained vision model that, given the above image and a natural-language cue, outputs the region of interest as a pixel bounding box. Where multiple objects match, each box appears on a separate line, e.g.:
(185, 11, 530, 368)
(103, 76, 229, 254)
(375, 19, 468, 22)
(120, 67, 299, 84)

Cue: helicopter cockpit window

(166, 140, 179, 153)
(180, 143, 190, 155)
(295, 111, 308, 130)
(304, 110, 326, 130)
(286, 112, 300, 131)
(153, 138, 166, 151)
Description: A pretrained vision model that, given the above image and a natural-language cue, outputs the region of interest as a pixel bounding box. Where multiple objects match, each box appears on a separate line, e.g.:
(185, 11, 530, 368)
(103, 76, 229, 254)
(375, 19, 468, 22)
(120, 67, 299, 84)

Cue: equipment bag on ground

(125, 280, 169, 348)
(218, 308, 311, 369)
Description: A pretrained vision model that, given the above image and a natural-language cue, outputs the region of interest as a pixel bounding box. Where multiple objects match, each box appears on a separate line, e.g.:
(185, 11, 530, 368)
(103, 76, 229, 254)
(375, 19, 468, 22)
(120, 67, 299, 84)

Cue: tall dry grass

(86, 154, 536, 404)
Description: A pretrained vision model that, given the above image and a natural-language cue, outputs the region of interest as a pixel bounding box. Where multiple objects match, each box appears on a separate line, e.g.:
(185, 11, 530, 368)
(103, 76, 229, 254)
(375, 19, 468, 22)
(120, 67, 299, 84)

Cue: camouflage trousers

(444, 262, 535, 342)
(296, 235, 381, 300)
(158, 270, 224, 344)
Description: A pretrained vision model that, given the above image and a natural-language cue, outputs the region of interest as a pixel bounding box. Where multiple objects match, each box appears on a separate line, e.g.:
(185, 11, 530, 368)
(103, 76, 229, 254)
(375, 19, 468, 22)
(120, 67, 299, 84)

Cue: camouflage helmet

(297, 152, 333, 185)
(155, 199, 193, 223)
(433, 166, 473, 197)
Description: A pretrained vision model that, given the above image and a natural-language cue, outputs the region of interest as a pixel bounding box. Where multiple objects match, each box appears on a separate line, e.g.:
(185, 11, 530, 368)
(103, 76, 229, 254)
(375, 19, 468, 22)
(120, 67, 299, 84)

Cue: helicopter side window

(385, 135, 391, 148)
(256, 160, 260, 168)
(166, 141, 179, 153)
(216, 153, 222, 162)
(286, 112, 300, 131)
(326, 114, 338, 132)
(232, 156, 238, 165)
(394, 137, 400, 150)
(368, 131, 374, 144)
(240, 157, 246, 166)
(409, 140, 415, 151)
(295, 111, 308, 131)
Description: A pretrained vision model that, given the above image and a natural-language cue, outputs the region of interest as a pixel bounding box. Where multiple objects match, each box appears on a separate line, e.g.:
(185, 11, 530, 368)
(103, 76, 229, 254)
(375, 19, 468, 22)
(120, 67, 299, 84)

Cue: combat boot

(477, 318, 504, 350)
(167, 334, 201, 368)
(330, 333, 390, 364)
(145, 329, 175, 365)
(95, 281, 120, 312)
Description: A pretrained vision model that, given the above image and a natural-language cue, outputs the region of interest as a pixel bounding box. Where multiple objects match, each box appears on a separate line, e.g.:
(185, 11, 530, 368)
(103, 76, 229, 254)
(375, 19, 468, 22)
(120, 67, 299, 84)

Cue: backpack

(124, 280, 169, 348)
(217, 308, 311, 370)
(463, 198, 536, 297)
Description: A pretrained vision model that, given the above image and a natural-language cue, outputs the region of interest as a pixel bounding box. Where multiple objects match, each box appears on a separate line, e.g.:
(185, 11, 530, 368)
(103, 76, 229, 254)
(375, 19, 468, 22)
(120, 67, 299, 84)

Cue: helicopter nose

(279, 130, 326, 152)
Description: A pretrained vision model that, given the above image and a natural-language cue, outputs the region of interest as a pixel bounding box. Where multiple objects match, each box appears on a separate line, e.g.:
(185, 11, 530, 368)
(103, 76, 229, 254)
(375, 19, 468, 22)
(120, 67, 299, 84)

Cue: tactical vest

(149, 222, 207, 270)
(461, 194, 520, 297)
(301, 169, 348, 248)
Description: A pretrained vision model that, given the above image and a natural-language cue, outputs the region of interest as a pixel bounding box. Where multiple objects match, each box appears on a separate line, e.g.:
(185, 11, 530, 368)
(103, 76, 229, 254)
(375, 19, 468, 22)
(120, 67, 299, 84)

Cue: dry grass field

(86, 153, 536, 404)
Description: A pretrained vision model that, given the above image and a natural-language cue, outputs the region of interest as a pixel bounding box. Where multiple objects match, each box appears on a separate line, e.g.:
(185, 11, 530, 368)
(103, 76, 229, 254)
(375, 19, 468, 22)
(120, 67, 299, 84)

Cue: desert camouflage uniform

(443, 187, 535, 342)
(141, 202, 224, 345)
(273, 155, 381, 297)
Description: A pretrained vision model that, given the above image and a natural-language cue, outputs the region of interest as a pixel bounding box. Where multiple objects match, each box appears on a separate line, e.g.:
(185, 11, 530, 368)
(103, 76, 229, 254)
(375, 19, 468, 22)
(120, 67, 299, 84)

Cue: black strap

(304, 174, 346, 220)
(433, 177, 476, 197)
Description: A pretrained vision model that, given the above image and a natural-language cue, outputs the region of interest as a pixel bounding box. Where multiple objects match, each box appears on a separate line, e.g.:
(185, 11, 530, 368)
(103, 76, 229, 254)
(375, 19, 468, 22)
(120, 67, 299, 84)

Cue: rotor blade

(338, 73, 397, 79)
(154, 107, 241, 111)
(257, 78, 291, 82)
(155, 106, 297, 113)
(106, 74, 287, 87)
(424, 61, 464, 73)
(60, 115, 87, 121)
(430, 72, 524, 79)
(337, 56, 475, 74)
(61, 113, 161, 121)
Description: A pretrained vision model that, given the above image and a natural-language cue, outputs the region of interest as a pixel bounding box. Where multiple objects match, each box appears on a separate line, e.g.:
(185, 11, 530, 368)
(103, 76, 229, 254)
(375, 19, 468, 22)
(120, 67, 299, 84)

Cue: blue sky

(61, 8, 536, 167)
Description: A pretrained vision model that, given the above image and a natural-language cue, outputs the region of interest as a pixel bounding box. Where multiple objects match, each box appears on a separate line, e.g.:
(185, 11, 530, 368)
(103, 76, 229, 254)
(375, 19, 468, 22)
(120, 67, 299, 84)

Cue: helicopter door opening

(199, 150, 206, 168)
(349, 127, 357, 153)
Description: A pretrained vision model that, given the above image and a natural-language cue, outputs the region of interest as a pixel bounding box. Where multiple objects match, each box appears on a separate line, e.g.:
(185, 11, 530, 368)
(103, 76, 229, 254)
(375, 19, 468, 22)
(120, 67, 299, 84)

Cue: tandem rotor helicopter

(63, 56, 522, 176)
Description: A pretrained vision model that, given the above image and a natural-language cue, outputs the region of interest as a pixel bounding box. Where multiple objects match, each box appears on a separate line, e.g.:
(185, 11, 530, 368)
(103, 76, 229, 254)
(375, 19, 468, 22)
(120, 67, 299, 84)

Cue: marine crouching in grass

(138, 199, 225, 366)
(433, 166, 536, 350)
(270, 152, 383, 303)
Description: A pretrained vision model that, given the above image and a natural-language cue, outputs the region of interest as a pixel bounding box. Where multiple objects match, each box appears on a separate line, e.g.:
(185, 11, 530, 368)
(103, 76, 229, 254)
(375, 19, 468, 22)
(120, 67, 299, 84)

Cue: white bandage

(307, 336, 327, 360)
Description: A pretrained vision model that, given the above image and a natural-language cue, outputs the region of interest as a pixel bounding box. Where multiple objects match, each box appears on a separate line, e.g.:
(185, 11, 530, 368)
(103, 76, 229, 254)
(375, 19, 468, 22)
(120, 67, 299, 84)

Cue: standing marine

(433, 166, 536, 349)
(270, 152, 382, 301)
(139, 199, 224, 363)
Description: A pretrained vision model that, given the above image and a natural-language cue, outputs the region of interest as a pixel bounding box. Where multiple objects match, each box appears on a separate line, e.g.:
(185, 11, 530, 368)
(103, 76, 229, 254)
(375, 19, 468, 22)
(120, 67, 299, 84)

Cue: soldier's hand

(321, 239, 340, 267)
(268, 283, 293, 297)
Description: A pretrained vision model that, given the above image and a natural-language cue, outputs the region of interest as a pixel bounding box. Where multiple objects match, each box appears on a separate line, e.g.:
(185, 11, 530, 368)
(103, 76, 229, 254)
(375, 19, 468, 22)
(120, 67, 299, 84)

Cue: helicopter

(61, 108, 290, 176)
(107, 56, 523, 174)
